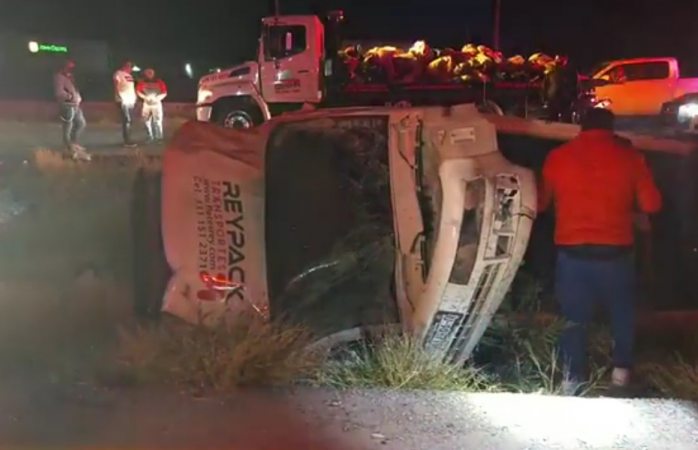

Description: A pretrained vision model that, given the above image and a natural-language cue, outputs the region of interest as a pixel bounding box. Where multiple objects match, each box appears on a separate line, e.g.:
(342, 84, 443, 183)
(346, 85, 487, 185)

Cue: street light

(493, 0, 501, 51)
(185, 62, 193, 78)
(28, 41, 39, 53)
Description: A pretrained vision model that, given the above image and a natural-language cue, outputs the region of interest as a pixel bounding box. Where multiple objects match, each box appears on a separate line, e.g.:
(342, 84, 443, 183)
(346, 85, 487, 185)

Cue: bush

(639, 354, 698, 401)
(113, 315, 322, 392)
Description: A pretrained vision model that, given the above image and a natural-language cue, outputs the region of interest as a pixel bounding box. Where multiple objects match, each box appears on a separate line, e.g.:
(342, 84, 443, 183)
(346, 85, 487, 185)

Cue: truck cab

(591, 57, 698, 116)
(197, 14, 334, 129)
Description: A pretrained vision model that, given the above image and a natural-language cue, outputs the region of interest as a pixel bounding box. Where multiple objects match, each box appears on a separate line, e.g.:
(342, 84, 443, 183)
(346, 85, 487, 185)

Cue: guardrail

(0, 101, 196, 123)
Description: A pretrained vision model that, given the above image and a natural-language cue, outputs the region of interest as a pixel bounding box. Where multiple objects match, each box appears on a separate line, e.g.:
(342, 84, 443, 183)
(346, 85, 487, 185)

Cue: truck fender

(211, 80, 271, 122)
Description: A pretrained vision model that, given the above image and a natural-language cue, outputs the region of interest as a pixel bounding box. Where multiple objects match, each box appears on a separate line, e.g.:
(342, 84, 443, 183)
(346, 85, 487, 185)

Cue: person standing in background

(113, 60, 138, 147)
(54, 59, 91, 161)
(136, 68, 168, 143)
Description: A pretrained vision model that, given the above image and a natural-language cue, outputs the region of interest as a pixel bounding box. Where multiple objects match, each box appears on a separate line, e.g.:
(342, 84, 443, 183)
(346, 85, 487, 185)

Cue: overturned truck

(134, 104, 534, 363)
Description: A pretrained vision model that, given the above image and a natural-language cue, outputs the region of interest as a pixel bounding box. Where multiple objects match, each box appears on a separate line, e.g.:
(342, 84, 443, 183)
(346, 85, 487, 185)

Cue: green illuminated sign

(40, 44, 68, 53)
(28, 41, 69, 54)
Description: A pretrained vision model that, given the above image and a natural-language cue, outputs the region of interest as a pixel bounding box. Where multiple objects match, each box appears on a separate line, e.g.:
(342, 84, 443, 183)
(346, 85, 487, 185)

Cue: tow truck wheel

(131, 168, 170, 320)
(213, 98, 264, 129)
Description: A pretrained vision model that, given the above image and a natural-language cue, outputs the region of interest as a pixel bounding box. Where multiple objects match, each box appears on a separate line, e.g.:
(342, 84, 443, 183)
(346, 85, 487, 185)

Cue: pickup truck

(590, 57, 698, 116)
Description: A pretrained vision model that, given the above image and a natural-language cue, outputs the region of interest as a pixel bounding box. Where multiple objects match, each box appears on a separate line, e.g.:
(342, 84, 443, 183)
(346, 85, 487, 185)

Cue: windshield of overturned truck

(264, 116, 399, 334)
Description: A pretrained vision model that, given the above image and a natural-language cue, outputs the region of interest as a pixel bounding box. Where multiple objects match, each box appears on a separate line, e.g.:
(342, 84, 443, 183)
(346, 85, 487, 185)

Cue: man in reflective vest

(538, 108, 662, 395)
(136, 68, 168, 142)
(113, 60, 138, 147)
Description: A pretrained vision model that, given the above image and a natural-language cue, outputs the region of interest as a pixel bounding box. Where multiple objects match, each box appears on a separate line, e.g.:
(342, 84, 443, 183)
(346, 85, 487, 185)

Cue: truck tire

(212, 98, 264, 129)
(131, 168, 170, 320)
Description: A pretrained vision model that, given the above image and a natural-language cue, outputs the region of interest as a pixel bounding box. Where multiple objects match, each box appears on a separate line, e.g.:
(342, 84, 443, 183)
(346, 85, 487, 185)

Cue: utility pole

(493, 0, 501, 51)
(275, 0, 280, 16)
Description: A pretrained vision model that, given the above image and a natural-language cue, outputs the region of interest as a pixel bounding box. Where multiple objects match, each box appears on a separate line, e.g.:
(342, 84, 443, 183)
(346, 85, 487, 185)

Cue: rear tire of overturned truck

(131, 168, 171, 320)
(212, 97, 264, 129)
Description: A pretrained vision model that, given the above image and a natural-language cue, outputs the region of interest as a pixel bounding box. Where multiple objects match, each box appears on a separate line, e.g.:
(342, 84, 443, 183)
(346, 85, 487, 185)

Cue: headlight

(678, 103, 698, 119)
(197, 88, 213, 104)
(593, 98, 612, 109)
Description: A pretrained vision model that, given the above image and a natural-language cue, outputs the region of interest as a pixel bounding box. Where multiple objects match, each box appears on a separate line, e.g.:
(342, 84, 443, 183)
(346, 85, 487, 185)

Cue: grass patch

(636, 332, 698, 400)
(639, 354, 698, 401)
(112, 315, 322, 391)
(481, 318, 611, 395)
(113, 322, 494, 393)
(477, 271, 612, 395)
(0, 155, 153, 381)
(314, 331, 495, 391)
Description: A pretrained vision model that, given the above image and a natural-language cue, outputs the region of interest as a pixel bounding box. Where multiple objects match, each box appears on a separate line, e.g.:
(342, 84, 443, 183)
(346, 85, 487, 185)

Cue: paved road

(1, 378, 697, 450)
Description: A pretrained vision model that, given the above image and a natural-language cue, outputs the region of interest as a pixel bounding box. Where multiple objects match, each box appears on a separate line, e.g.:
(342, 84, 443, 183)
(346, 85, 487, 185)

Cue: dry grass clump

(314, 330, 495, 392)
(113, 315, 322, 391)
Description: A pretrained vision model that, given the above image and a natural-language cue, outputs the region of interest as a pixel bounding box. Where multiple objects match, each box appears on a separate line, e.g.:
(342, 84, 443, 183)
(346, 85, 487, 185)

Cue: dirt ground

(0, 120, 697, 449)
(1, 382, 697, 449)
(0, 119, 180, 159)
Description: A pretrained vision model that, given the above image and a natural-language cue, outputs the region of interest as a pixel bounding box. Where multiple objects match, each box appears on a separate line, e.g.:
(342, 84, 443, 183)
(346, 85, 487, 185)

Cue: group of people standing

(54, 59, 169, 161)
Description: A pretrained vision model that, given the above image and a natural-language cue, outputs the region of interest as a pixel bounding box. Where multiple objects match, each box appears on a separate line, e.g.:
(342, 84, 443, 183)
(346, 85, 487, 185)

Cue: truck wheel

(131, 168, 170, 320)
(212, 98, 264, 129)
(477, 100, 504, 116)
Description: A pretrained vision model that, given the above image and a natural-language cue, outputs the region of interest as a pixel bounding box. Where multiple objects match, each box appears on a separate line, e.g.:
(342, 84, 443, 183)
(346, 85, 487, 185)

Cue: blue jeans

(59, 103, 86, 149)
(118, 102, 135, 145)
(555, 249, 636, 381)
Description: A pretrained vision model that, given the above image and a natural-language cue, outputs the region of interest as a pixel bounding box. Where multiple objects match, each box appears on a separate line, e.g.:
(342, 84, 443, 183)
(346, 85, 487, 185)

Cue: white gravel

(324, 389, 698, 449)
(1, 379, 697, 449)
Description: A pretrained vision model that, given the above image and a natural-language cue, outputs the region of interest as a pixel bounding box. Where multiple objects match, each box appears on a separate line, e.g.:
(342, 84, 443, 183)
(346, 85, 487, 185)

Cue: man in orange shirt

(539, 108, 662, 395)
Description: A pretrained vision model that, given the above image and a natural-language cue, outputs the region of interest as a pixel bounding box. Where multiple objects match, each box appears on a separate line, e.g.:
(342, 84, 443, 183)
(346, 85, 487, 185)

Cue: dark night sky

(1, 0, 697, 71)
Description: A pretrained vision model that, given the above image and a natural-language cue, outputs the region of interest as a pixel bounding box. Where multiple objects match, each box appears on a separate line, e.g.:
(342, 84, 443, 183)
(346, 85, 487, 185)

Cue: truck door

(259, 17, 324, 105)
(596, 61, 673, 115)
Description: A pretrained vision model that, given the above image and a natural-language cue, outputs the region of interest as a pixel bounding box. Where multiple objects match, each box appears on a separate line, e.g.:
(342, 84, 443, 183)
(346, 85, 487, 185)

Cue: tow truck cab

(196, 13, 341, 128)
(160, 104, 536, 363)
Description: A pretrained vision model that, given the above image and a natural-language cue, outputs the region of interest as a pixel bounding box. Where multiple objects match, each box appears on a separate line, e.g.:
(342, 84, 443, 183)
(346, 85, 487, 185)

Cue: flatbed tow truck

(195, 11, 571, 130)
